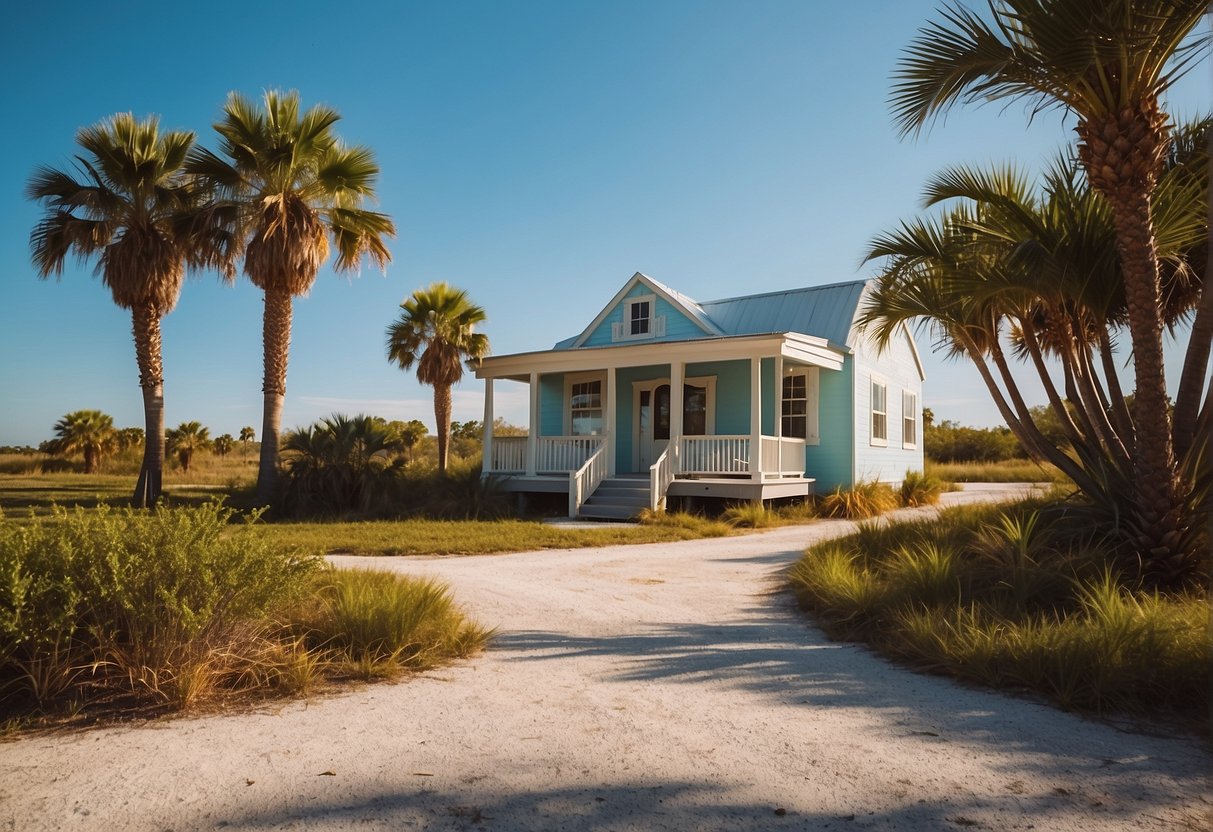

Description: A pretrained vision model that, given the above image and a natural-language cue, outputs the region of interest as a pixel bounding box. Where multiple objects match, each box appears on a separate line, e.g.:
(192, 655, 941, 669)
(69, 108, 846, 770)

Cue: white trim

(612, 293, 659, 342)
(570, 272, 722, 349)
(902, 389, 918, 450)
(781, 366, 820, 446)
(631, 375, 716, 472)
(563, 370, 607, 436)
(869, 374, 888, 448)
(477, 333, 846, 379)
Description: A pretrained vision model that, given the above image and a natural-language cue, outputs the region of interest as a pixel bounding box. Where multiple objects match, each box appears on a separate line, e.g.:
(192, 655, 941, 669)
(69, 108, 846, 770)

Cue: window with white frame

(903, 390, 918, 448)
(570, 380, 603, 436)
(871, 379, 888, 445)
(611, 295, 665, 341)
(628, 298, 651, 336)
(782, 373, 808, 439)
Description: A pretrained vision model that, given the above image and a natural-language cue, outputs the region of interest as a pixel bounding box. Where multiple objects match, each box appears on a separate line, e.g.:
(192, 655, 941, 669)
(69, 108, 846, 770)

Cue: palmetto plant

(213, 434, 235, 458)
(280, 414, 402, 515)
(52, 410, 116, 474)
(386, 283, 490, 474)
(166, 421, 212, 473)
(187, 91, 395, 505)
(891, 0, 1208, 577)
(860, 135, 1209, 583)
(27, 114, 233, 506)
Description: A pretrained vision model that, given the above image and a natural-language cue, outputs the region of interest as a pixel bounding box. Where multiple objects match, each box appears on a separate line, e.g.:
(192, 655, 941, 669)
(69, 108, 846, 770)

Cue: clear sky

(1, 1, 1207, 445)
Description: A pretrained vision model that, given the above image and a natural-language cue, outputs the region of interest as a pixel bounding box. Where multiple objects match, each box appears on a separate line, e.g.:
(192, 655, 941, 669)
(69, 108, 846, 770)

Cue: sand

(2, 484, 1208, 831)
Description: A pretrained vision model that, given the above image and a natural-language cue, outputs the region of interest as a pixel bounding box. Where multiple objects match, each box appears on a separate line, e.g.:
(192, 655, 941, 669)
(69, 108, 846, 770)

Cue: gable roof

(557, 274, 871, 350)
(568, 272, 724, 348)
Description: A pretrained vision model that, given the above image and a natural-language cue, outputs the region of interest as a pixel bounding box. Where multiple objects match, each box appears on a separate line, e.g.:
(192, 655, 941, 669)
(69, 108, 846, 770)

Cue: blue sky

(1, 1, 1207, 445)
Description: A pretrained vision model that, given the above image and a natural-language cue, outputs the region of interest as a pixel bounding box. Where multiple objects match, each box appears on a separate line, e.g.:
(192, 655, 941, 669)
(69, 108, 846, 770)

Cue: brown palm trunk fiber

(256, 289, 293, 505)
(132, 302, 165, 508)
(435, 383, 452, 474)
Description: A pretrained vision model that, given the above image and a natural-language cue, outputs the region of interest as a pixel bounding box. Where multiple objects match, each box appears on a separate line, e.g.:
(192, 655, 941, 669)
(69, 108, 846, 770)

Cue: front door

(637, 384, 671, 470)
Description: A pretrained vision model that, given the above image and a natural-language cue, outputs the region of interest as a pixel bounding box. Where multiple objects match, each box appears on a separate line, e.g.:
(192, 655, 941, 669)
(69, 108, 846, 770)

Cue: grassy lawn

(926, 459, 1070, 484)
(0, 471, 732, 555)
(789, 499, 1209, 727)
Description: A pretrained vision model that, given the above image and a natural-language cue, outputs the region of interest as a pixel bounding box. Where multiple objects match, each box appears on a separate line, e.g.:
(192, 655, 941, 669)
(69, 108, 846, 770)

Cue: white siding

(851, 325, 924, 484)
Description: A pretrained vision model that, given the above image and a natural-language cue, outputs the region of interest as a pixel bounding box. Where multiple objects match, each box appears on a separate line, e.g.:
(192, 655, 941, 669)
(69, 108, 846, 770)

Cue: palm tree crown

(187, 90, 396, 504)
(53, 410, 116, 474)
(166, 421, 212, 473)
(27, 113, 231, 507)
(386, 283, 489, 473)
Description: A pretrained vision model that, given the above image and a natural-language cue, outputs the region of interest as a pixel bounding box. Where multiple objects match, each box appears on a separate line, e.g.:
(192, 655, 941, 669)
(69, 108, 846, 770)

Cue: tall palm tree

(187, 90, 395, 505)
(27, 114, 232, 506)
(52, 410, 116, 474)
(239, 426, 256, 457)
(889, 0, 1208, 567)
(165, 421, 211, 473)
(386, 283, 489, 474)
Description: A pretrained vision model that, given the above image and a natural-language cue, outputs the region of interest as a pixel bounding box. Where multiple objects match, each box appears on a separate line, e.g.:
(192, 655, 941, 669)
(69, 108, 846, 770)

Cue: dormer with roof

(477, 271, 924, 518)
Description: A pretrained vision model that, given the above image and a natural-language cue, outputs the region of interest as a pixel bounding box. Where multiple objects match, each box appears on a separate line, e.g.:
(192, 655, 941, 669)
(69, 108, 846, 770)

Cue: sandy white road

(2, 484, 1208, 831)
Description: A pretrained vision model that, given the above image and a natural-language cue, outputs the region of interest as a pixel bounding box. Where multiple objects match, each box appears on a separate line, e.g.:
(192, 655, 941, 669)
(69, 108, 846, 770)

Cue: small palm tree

(166, 421, 212, 473)
(239, 426, 256, 456)
(27, 114, 232, 506)
(53, 410, 116, 474)
(386, 419, 428, 463)
(386, 283, 489, 474)
(889, 0, 1208, 571)
(213, 434, 235, 458)
(187, 90, 395, 505)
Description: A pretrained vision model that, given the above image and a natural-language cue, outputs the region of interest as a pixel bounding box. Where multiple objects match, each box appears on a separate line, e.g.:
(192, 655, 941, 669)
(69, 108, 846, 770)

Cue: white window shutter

(806, 367, 820, 444)
(611, 321, 623, 342)
(653, 315, 666, 337)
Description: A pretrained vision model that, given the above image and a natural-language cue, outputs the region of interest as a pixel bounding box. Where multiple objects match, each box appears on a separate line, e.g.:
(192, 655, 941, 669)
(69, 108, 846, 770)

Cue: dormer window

(611, 294, 665, 341)
(630, 299, 651, 335)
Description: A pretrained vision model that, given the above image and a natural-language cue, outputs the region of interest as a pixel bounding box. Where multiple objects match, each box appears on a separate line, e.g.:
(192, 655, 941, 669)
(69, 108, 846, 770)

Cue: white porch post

(605, 366, 617, 476)
(526, 371, 539, 476)
(670, 359, 683, 474)
(773, 355, 783, 475)
(751, 356, 763, 482)
(482, 378, 495, 475)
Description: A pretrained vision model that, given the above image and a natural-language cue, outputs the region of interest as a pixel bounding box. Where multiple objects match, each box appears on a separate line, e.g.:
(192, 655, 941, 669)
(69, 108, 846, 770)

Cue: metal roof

(699, 280, 869, 346)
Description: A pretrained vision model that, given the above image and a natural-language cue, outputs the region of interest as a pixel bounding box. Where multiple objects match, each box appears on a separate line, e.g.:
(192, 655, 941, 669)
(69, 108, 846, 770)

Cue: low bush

(789, 499, 1211, 724)
(0, 503, 488, 724)
(816, 481, 898, 519)
(637, 509, 732, 537)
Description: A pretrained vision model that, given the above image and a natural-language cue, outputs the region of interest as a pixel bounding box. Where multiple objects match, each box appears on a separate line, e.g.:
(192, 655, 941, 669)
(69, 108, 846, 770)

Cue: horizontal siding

(852, 328, 924, 483)
(686, 359, 750, 435)
(805, 362, 853, 489)
(581, 283, 708, 347)
(614, 365, 666, 472)
(538, 373, 565, 437)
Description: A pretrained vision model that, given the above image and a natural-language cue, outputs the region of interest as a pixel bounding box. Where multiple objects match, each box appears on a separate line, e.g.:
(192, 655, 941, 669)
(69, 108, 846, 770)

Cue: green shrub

(899, 470, 943, 507)
(817, 481, 898, 519)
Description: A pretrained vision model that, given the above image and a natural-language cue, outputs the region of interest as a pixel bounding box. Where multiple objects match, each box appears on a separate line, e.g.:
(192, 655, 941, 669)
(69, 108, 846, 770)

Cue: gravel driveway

(2, 484, 1208, 831)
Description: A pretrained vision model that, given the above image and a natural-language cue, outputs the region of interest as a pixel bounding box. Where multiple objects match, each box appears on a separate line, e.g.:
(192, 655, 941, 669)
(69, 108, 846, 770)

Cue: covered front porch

(476, 333, 846, 517)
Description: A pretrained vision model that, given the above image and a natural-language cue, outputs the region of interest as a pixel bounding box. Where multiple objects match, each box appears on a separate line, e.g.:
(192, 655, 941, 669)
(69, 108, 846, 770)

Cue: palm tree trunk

(131, 302, 165, 508)
(1105, 189, 1183, 560)
(434, 383, 452, 474)
(1173, 281, 1213, 460)
(256, 288, 293, 504)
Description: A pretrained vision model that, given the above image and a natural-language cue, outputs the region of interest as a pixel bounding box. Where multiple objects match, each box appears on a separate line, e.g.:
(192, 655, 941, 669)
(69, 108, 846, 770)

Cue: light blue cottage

(477, 272, 925, 519)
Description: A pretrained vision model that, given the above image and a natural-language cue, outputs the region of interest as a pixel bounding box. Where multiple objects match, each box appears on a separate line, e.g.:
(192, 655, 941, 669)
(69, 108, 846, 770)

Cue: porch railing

(538, 436, 603, 473)
(760, 436, 807, 477)
(649, 446, 673, 512)
(680, 435, 750, 475)
(488, 436, 527, 473)
(569, 443, 608, 517)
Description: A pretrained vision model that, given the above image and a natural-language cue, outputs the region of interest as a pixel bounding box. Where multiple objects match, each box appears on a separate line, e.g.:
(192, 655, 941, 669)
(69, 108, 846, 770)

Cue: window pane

(786, 400, 806, 416)
(654, 385, 670, 440)
(873, 413, 887, 441)
(684, 384, 706, 435)
(572, 411, 603, 436)
(783, 415, 806, 440)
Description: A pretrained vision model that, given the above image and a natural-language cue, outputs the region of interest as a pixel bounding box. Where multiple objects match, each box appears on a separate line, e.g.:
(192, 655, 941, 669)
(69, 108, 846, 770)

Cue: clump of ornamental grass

(816, 480, 898, 519)
(899, 470, 944, 507)
(789, 498, 1211, 725)
(637, 509, 731, 537)
(721, 503, 778, 528)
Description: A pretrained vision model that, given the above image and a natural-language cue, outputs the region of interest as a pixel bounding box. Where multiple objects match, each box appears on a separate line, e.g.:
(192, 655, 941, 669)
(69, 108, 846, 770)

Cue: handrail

(649, 446, 673, 512)
(569, 443, 608, 517)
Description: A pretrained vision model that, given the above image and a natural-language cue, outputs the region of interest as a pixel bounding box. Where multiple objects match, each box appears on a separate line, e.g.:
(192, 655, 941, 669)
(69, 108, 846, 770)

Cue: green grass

(0, 503, 489, 726)
(789, 499, 1210, 726)
(926, 459, 1070, 484)
(254, 517, 722, 557)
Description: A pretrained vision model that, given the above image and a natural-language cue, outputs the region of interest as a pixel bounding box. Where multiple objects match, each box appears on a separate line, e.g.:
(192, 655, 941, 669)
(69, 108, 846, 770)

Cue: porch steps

(579, 478, 651, 521)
